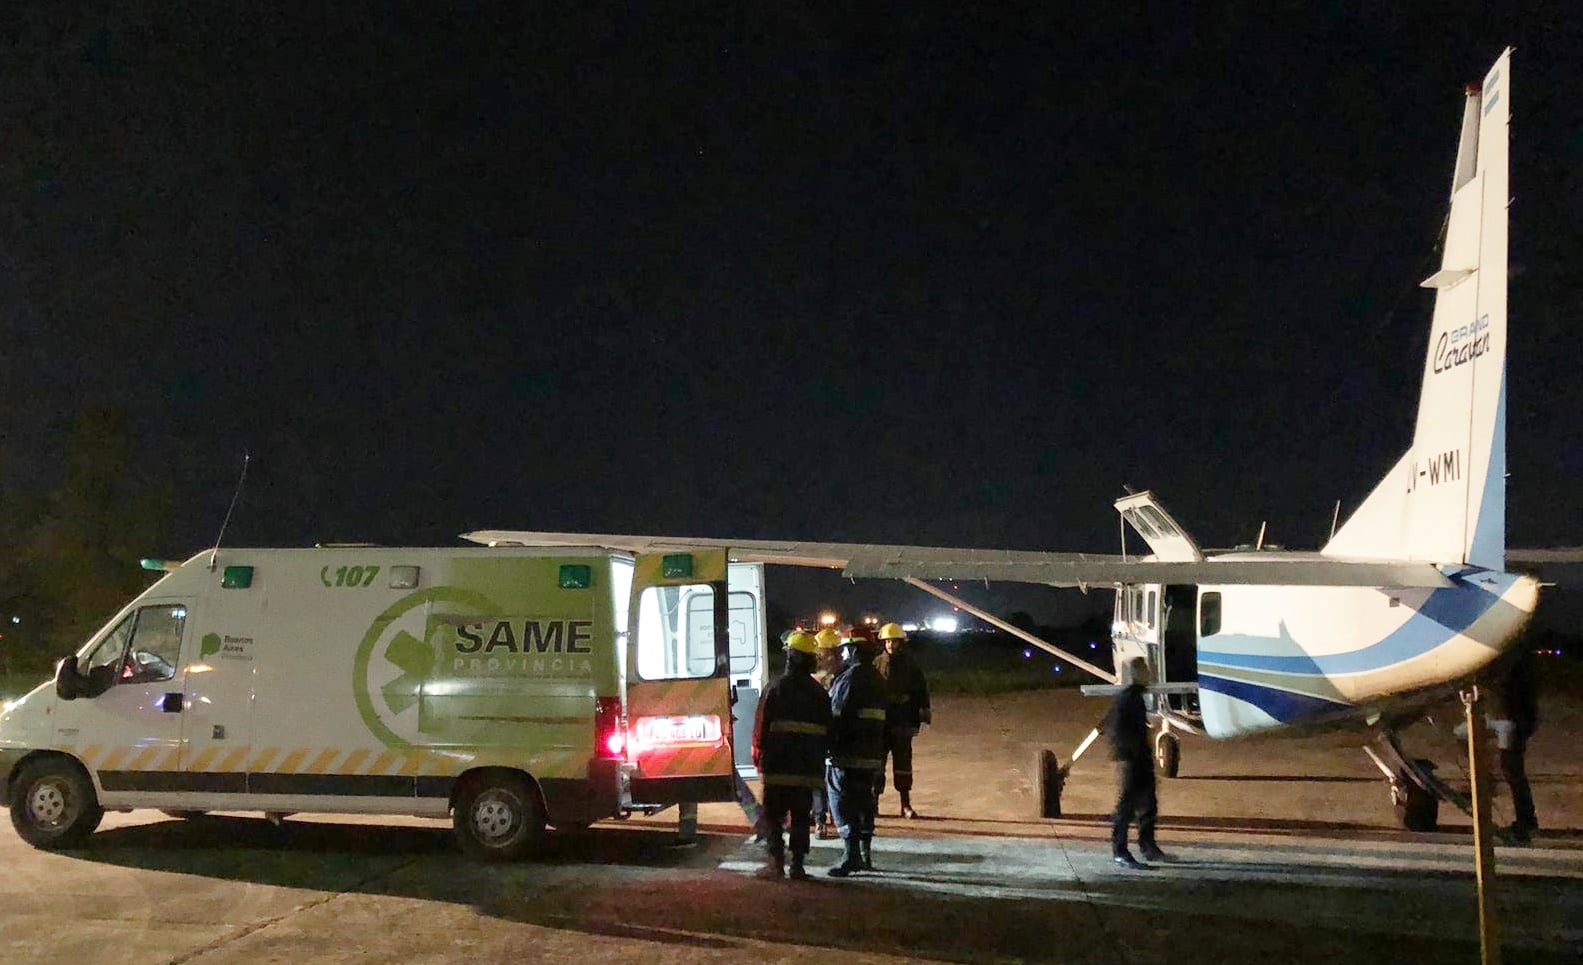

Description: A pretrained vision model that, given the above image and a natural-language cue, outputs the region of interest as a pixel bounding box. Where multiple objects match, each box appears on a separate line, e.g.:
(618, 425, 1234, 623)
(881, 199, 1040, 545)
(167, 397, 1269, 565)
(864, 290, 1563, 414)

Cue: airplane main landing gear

(1363, 727, 1469, 833)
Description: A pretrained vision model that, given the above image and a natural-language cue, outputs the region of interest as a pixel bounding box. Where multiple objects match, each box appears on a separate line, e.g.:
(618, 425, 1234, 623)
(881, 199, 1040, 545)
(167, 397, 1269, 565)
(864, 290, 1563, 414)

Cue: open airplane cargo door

(625, 549, 738, 804)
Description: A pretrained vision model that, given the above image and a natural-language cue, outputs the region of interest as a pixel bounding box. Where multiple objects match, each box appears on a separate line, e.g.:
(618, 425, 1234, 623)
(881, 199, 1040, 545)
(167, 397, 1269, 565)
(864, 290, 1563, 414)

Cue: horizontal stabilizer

(1419, 268, 1474, 289)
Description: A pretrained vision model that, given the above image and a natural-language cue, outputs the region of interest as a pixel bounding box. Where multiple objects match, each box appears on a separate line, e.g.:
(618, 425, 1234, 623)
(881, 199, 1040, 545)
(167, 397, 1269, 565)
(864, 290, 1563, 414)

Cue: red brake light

(594, 696, 625, 761)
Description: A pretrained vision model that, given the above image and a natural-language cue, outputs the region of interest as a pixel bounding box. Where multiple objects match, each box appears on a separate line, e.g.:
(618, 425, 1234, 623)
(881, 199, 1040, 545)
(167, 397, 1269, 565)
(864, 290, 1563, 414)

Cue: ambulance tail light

(631, 714, 723, 750)
(594, 697, 625, 760)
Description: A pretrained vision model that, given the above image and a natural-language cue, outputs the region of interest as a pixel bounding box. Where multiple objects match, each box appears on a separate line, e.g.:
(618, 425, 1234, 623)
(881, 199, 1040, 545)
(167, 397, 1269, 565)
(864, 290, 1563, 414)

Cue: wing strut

(903, 578, 1118, 684)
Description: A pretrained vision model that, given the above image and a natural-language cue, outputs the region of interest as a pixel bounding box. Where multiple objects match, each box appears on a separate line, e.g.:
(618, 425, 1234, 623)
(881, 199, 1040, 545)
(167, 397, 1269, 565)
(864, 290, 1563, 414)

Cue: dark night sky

(3, 7, 1579, 626)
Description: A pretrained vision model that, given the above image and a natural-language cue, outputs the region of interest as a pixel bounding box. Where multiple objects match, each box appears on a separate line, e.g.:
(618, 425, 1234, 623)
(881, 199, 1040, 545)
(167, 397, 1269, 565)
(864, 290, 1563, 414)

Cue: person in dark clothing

(1103, 657, 1167, 868)
(752, 631, 834, 879)
(1492, 646, 1540, 844)
(873, 622, 931, 818)
(825, 625, 888, 877)
(810, 627, 844, 840)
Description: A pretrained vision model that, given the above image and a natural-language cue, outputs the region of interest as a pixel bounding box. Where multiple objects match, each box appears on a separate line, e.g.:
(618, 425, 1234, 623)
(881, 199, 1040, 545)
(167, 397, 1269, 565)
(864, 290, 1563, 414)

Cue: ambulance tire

(9, 757, 104, 850)
(453, 770, 547, 861)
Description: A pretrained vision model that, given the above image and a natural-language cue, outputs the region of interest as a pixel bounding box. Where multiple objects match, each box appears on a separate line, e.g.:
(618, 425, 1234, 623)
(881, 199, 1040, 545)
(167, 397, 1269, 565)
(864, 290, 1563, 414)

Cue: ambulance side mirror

(54, 654, 82, 701)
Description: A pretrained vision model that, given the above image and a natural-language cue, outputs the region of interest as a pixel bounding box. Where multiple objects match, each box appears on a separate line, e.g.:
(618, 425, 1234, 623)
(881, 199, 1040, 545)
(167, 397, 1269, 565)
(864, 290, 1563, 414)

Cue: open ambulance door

(625, 549, 738, 804)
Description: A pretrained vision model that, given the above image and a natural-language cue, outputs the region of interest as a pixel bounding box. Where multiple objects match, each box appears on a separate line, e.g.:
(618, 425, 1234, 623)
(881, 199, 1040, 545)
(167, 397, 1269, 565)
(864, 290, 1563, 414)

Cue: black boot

(755, 852, 785, 879)
(827, 839, 863, 877)
(859, 838, 875, 871)
(1139, 841, 1170, 863)
(788, 853, 809, 880)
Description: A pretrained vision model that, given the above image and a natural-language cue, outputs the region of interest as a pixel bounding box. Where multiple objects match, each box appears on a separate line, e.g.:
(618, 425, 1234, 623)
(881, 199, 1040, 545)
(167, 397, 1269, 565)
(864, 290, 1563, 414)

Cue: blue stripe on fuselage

(1198, 674, 1349, 723)
(1197, 574, 1504, 676)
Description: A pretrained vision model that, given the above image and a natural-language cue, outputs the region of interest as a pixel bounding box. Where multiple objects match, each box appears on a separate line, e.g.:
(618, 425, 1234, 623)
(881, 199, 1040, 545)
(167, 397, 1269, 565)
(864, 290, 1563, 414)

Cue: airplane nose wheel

(1154, 731, 1180, 778)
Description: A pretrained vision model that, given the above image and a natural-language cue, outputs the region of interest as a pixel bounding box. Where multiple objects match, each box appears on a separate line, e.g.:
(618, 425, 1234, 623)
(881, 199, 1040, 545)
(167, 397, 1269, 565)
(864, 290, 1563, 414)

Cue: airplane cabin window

(1147, 591, 1156, 629)
(1200, 592, 1222, 637)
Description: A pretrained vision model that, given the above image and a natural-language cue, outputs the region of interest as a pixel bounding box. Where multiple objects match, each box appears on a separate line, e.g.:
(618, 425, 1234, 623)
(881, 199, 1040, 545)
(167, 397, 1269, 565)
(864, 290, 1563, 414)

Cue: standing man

(1492, 645, 1540, 844)
(811, 627, 844, 839)
(826, 625, 888, 877)
(751, 631, 832, 880)
(1103, 657, 1168, 869)
(874, 622, 931, 819)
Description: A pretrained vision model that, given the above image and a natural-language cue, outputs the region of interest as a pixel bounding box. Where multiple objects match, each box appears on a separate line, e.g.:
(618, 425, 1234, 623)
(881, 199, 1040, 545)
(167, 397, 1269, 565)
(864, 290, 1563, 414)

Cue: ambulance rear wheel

(454, 771, 546, 861)
(9, 757, 104, 850)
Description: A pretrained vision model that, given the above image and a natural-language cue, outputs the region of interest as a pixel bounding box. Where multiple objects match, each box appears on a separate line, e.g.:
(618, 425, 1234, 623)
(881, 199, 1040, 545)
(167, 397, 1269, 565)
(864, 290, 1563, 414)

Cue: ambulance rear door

(625, 549, 736, 804)
(725, 562, 768, 777)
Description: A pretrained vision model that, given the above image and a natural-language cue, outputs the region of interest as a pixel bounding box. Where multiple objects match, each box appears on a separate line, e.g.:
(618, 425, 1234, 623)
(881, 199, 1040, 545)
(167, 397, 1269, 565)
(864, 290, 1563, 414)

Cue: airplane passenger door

(625, 549, 737, 804)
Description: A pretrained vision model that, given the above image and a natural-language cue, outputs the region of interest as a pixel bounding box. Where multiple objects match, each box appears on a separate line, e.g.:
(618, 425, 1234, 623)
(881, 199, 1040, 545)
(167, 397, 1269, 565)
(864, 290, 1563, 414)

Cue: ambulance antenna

(1255, 520, 1267, 551)
(1329, 499, 1342, 543)
(209, 452, 250, 571)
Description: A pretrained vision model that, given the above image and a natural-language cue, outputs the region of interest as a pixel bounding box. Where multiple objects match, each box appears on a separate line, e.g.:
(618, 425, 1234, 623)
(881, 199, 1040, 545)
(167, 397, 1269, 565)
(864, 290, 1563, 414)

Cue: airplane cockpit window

(1136, 506, 1178, 538)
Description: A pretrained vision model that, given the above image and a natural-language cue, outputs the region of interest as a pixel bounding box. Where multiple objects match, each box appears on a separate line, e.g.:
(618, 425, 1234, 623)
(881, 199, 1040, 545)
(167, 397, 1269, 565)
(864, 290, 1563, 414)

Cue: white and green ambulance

(0, 545, 768, 859)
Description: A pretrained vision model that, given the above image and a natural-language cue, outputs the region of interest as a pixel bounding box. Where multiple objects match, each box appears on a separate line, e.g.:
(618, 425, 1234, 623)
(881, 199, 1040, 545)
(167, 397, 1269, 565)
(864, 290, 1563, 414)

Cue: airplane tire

(1395, 782, 1439, 832)
(1037, 749, 1063, 818)
(1154, 733, 1181, 779)
(160, 810, 209, 820)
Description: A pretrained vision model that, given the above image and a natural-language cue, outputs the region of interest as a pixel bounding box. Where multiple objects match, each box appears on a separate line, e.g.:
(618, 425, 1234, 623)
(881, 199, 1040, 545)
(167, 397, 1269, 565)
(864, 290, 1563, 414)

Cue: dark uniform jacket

(828, 659, 888, 770)
(752, 669, 833, 788)
(874, 649, 931, 731)
(1102, 683, 1150, 763)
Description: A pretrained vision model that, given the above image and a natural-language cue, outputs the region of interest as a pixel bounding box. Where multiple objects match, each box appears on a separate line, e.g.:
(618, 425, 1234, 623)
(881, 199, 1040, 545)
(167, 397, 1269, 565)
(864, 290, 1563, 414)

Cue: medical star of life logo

(353, 586, 496, 749)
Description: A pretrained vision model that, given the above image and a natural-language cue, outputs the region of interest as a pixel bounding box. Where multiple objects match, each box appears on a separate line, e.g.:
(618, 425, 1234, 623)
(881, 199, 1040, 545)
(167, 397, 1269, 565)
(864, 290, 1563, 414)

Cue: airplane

(469, 49, 1577, 831)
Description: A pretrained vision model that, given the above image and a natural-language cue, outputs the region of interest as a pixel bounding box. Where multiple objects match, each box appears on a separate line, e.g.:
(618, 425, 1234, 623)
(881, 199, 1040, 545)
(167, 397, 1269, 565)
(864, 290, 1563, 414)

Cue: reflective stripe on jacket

(828, 661, 887, 770)
(752, 670, 832, 786)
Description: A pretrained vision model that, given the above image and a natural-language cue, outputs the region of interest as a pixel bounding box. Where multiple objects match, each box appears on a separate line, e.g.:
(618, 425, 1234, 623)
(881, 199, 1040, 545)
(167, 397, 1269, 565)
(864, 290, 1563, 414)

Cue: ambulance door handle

(160, 692, 184, 713)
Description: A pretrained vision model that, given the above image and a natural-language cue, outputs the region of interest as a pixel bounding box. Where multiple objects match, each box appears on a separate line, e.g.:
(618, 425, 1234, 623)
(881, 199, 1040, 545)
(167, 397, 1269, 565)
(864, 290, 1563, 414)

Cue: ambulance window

(1200, 593, 1222, 637)
(723, 591, 759, 675)
(81, 615, 137, 676)
(124, 605, 186, 682)
(636, 585, 717, 681)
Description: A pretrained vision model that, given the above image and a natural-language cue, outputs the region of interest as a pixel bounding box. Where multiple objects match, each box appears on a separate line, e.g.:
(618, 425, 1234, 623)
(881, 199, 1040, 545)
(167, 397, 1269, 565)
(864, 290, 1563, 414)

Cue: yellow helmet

(785, 631, 819, 655)
(878, 622, 907, 641)
(814, 628, 843, 650)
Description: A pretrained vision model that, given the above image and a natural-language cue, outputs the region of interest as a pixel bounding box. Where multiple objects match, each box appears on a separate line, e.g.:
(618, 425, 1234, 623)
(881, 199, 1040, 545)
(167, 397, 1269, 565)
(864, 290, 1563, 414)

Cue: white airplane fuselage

(1111, 561, 1539, 739)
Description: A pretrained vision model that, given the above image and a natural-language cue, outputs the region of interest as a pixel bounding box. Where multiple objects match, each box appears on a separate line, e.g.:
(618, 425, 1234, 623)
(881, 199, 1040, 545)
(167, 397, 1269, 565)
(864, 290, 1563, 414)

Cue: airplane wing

(462, 530, 1454, 588)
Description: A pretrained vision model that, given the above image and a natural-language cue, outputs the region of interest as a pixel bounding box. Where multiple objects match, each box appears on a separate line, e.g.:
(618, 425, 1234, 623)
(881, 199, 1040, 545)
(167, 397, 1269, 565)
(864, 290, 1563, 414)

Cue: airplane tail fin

(1325, 50, 1511, 570)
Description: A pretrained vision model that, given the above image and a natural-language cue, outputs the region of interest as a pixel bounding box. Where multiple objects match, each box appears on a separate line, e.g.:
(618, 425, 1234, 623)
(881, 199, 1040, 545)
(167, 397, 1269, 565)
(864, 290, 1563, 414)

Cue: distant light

(1053, 664, 1062, 673)
(863, 615, 878, 626)
(819, 612, 838, 627)
(9, 616, 18, 625)
(900, 623, 919, 633)
(929, 616, 958, 633)
(1022, 649, 1032, 659)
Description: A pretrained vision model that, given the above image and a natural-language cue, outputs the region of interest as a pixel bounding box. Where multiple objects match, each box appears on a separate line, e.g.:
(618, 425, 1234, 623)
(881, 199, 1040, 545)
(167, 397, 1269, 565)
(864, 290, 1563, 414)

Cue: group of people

(750, 621, 930, 880)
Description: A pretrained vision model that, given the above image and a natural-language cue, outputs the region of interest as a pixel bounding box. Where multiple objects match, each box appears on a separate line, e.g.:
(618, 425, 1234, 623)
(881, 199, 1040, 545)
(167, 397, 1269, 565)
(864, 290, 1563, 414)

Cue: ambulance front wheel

(453, 770, 547, 861)
(9, 757, 104, 850)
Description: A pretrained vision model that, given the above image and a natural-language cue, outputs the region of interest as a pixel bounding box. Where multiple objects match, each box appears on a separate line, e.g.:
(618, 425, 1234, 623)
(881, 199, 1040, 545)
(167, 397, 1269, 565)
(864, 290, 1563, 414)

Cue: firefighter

(811, 627, 844, 839)
(873, 622, 930, 819)
(751, 630, 833, 879)
(826, 625, 888, 877)
(1103, 657, 1169, 868)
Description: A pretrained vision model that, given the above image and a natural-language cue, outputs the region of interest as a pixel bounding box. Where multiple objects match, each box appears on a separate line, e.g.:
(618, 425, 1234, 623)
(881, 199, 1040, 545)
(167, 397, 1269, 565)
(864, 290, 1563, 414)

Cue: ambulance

(0, 545, 769, 860)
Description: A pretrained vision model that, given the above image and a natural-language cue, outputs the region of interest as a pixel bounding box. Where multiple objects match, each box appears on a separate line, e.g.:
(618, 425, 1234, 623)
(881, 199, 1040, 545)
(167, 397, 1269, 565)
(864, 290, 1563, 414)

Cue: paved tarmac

(1, 685, 1578, 964)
